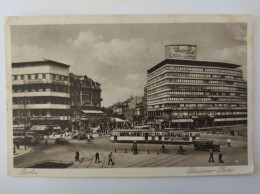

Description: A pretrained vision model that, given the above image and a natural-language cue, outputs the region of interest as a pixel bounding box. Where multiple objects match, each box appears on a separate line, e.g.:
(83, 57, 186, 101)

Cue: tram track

(165, 155, 196, 167)
(147, 155, 184, 167)
(128, 155, 175, 168)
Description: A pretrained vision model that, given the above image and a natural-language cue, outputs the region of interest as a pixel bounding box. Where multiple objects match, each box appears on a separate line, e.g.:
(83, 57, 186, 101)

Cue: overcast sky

(11, 23, 247, 106)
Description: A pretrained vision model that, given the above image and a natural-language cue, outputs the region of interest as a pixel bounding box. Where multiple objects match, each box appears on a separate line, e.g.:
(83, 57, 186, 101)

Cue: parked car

(13, 136, 39, 146)
(194, 139, 220, 152)
(77, 134, 88, 140)
(55, 138, 70, 145)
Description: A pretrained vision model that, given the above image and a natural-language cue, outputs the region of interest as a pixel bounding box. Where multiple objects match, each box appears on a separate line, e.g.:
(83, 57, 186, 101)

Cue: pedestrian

(108, 152, 114, 165)
(16, 142, 20, 150)
(75, 150, 80, 162)
(162, 143, 166, 153)
(95, 152, 100, 163)
(219, 151, 224, 163)
(44, 139, 48, 147)
(208, 149, 214, 162)
(227, 139, 231, 147)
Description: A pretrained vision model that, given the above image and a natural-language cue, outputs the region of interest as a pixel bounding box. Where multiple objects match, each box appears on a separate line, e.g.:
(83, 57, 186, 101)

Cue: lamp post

(24, 96, 27, 150)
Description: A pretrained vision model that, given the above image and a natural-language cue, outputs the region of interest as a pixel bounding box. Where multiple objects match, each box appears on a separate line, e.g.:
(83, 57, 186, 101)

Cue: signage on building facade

(81, 92, 91, 106)
(165, 45, 197, 60)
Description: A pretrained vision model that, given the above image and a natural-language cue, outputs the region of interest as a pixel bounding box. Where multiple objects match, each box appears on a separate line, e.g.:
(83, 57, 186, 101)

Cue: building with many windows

(70, 73, 103, 131)
(146, 45, 247, 130)
(12, 60, 71, 132)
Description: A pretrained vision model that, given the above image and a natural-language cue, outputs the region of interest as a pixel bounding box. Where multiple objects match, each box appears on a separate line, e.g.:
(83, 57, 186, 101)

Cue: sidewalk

(13, 146, 32, 158)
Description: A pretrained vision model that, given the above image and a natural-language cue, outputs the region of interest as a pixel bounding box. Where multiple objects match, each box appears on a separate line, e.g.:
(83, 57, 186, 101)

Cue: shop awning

(30, 125, 48, 131)
(81, 118, 89, 120)
(53, 126, 61, 130)
(13, 125, 25, 130)
(214, 118, 247, 122)
(111, 117, 125, 122)
(82, 110, 104, 114)
(171, 119, 194, 123)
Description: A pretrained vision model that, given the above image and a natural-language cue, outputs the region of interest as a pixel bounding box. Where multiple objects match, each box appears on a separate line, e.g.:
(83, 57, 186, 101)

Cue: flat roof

(12, 59, 70, 68)
(147, 59, 241, 74)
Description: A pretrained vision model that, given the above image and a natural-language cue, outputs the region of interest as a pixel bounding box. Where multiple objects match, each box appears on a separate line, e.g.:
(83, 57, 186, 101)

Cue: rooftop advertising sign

(165, 45, 197, 60)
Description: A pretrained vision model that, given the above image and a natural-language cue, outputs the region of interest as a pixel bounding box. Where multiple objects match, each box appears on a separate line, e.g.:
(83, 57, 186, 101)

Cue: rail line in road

(147, 155, 184, 167)
(127, 155, 177, 168)
(153, 155, 196, 167)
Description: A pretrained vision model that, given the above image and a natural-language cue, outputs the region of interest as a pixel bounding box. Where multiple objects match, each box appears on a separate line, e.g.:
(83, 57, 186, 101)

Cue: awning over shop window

(214, 118, 247, 122)
(81, 118, 89, 120)
(82, 110, 104, 114)
(30, 125, 48, 131)
(171, 119, 194, 123)
(110, 117, 125, 122)
(13, 125, 25, 130)
(53, 126, 61, 130)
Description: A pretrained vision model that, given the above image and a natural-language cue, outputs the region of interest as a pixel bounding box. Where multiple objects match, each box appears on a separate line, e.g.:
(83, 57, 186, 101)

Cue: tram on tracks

(110, 127, 200, 144)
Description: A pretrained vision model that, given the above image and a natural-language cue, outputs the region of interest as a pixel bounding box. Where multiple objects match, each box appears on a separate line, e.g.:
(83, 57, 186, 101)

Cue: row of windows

(147, 84, 247, 94)
(148, 72, 243, 85)
(13, 97, 70, 105)
(13, 110, 70, 117)
(148, 65, 242, 80)
(148, 103, 247, 109)
(12, 85, 69, 93)
(147, 78, 237, 90)
(147, 91, 246, 100)
(147, 111, 247, 118)
(13, 73, 69, 82)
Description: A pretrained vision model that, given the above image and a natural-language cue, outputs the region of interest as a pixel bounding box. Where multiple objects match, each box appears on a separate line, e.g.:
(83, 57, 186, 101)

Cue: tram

(110, 128, 200, 144)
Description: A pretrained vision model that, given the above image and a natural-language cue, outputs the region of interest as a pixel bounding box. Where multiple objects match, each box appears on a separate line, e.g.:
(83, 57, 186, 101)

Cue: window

(35, 74, 38, 79)
(14, 75, 17, 80)
(28, 75, 31, 80)
(42, 74, 46, 79)
(21, 75, 24, 80)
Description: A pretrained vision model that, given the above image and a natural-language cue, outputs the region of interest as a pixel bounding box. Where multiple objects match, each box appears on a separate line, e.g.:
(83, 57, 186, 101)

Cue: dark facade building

(146, 45, 247, 130)
(70, 73, 103, 131)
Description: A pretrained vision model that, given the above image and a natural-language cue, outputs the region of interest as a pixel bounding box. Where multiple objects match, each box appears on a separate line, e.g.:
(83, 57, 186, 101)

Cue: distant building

(112, 96, 144, 120)
(146, 45, 247, 129)
(12, 60, 71, 132)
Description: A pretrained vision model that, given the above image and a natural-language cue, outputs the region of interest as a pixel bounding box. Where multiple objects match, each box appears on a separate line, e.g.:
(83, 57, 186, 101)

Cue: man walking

(75, 150, 80, 162)
(95, 152, 100, 163)
(108, 152, 114, 165)
(44, 139, 48, 147)
(208, 149, 214, 162)
(218, 151, 224, 163)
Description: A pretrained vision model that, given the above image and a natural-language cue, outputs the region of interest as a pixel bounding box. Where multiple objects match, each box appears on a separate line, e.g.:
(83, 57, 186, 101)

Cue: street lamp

(24, 96, 27, 150)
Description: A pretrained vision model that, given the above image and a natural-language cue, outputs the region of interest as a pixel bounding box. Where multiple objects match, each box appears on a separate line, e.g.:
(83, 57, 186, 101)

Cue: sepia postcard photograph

(5, 15, 253, 177)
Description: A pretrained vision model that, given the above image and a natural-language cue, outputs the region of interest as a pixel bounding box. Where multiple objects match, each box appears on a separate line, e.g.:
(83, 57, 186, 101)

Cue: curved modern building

(146, 45, 247, 130)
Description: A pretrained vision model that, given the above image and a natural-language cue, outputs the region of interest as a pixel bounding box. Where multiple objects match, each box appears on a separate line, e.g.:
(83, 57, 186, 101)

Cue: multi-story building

(12, 60, 71, 131)
(70, 73, 103, 131)
(112, 96, 144, 120)
(146, 45, 247, 130)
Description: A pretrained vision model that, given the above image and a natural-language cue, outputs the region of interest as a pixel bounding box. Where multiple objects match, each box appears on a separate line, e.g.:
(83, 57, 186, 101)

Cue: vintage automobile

(55, 138, 70, 145)
(13, 136, 39, 146)
(193, 139, 220, 152)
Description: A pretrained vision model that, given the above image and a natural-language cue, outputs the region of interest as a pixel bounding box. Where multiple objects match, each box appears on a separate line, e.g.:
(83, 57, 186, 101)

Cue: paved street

(14, 136, 247, 168)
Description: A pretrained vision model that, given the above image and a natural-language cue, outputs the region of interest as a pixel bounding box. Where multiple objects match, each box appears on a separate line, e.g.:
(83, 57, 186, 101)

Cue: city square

(14, 129, 247, 168)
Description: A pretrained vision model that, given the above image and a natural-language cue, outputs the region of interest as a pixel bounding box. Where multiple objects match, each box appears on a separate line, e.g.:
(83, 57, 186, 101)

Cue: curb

(13, 147, 34, 159)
